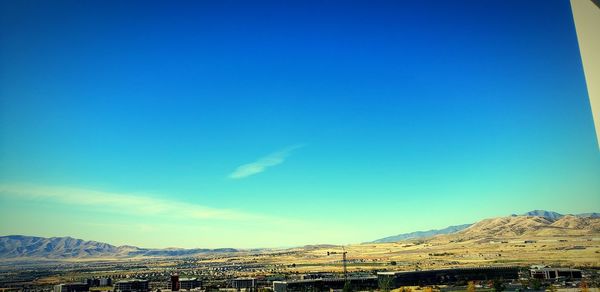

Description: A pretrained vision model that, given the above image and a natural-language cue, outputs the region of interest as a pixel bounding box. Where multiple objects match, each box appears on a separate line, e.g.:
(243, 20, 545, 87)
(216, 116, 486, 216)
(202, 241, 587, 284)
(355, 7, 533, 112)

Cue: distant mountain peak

(577, 212, 600, 218)
(520, 210, 599, 220)
(371, 224, 472, 243)
(522, 210, 563, 220)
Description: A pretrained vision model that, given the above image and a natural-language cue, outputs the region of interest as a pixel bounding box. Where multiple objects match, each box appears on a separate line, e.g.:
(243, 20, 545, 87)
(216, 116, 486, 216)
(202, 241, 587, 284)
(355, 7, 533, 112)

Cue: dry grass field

(222, 215, 600, 274)
(268, 235, 599, 274)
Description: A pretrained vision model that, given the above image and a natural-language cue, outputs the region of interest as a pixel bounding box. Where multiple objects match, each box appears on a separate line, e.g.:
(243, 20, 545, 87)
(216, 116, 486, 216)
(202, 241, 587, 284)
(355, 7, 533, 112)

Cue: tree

(379, 277, 393, 292)
(467, 281, 476, 292)
(580, 280, 589, 292)
(343, 281, 354, 292)
(530, 279, 542, 291)
(492, 279, 505, 292)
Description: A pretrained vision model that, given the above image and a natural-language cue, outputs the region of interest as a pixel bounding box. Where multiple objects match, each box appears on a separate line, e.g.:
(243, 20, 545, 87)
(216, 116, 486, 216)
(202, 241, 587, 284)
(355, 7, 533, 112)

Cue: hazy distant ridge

(520, 210, 564, 220)
(0, 235, 237, 259)
(371, 224, 472, 243)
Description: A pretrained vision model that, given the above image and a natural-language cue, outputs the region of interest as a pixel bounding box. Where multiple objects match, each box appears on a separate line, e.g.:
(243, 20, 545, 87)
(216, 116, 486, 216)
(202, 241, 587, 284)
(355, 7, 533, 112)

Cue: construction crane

(327, 247, 348, 282)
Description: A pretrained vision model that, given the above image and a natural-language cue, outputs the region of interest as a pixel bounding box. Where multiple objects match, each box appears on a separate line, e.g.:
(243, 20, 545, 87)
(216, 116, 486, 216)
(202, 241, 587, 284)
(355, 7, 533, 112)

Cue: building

(273, 277, 378, 292)
(530, 268, 582, 280)
(86, 278, 112, 287)
(54, 283, 89, 292)
(377, 267, 520, 288)
(113, 279, 149, 292)
(180, 278, 202, 290)
(168, 278, 201, 290)
(300, 273, 335, 280)
(273, 280, 316, 292)
(170, 275, 180, 291)
(99, 278, 113, 287)
(231, 278, 256, 290)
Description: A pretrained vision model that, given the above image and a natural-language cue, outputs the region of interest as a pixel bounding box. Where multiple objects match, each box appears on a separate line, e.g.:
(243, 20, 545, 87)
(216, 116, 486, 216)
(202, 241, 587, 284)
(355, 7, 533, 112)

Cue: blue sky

(0, 0, 599, 248)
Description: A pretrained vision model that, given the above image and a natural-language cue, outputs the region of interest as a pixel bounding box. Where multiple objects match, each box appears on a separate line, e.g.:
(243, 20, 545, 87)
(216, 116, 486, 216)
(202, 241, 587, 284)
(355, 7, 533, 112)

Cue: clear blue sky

(0, 0, 599, 248)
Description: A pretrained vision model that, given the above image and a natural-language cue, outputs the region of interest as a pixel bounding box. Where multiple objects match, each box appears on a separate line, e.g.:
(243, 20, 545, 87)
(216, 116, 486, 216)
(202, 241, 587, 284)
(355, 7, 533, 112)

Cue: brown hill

(457, 216, 552, 237)
(549, 215, 600, 233)
(447, 215, 600, 240)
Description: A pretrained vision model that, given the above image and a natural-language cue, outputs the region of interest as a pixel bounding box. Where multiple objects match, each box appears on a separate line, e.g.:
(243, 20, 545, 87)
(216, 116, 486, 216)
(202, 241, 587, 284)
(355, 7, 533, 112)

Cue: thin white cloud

(0, 184, 258, 221)
(229, 145, 304, 179)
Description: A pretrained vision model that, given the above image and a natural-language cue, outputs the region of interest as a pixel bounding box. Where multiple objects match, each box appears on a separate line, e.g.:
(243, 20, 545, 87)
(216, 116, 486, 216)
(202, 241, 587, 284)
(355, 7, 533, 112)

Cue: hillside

(446, 215, 600, 241)
(456, 216, 553, 237)
(371, 210, 600, 243)
(0, 235, 238, 259)
(550, 215, 600, 231)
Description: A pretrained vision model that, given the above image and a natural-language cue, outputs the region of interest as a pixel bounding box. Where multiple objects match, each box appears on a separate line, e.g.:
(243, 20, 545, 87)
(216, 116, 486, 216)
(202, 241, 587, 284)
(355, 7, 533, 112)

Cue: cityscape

(1, 210, 599, 292)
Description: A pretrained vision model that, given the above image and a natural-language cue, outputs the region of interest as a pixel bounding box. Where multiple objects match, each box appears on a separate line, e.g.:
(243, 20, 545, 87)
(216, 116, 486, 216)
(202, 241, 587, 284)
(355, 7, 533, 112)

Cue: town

(0, 257, 595, 292)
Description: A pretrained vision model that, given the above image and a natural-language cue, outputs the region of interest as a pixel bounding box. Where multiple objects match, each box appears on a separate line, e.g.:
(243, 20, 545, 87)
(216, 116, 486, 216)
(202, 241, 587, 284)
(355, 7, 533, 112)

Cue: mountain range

(2, 210, 598, 260)
(370, 210, 600, 243)
(0, 235, 237, 259)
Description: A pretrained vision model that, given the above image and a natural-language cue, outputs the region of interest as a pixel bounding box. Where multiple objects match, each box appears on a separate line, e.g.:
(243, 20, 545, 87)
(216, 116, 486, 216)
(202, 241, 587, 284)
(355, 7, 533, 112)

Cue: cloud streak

(0, 184, 259, 221)
(0, 182, 347, 248)
(229, 145, 304, 179)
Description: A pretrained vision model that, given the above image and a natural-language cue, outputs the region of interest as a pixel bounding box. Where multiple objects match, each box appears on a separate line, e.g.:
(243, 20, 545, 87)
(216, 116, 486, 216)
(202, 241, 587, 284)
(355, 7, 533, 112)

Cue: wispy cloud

(0, 183, 340, 248)
(229, 145, 304, 179)
(0, 184, 258, 221)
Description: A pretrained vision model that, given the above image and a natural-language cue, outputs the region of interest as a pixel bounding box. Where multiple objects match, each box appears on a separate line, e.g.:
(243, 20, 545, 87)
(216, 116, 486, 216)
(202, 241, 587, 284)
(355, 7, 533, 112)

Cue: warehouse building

(377, 267, 520, 288)
(86, 278, 112, 287)
(530, 268, 582, 280)
(273, 277, 378, 292)
(113, 279, 149, 292)
(231, 278, 256, 290)
(54, 283, 89, 292)
(174, 278, 202, 290)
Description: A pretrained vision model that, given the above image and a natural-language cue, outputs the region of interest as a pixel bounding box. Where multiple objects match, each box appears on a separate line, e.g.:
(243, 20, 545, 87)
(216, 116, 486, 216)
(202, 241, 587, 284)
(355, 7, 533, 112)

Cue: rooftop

(115, 279, 148, 284)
